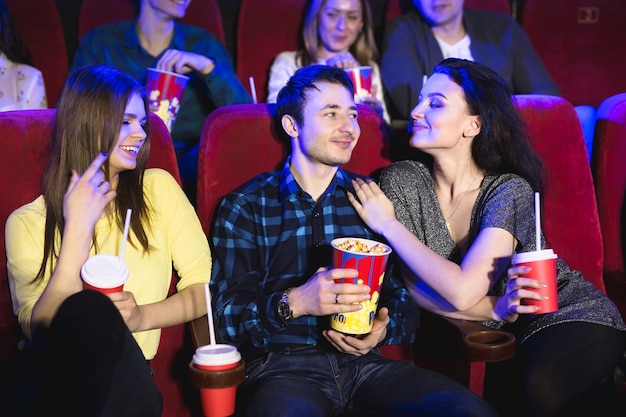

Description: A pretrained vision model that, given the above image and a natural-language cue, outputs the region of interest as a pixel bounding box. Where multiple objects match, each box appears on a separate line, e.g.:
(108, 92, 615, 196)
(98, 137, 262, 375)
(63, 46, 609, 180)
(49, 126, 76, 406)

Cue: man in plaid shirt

(210, 64, 496, 416)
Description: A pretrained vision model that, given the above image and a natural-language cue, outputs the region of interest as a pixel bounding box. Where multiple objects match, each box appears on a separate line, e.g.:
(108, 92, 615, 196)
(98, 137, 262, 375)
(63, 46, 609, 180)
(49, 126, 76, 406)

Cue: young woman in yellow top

(5, 65, 212, 416)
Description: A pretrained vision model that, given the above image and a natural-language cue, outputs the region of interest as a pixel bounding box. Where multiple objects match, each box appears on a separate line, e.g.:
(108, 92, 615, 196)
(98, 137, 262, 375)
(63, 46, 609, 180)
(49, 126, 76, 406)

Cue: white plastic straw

(534, 192, 541, 251)
(249, 76, 258, 104)
(204, 283, 216, 345)
(118, 208, 132, 263)
(354, 70, 362, 94)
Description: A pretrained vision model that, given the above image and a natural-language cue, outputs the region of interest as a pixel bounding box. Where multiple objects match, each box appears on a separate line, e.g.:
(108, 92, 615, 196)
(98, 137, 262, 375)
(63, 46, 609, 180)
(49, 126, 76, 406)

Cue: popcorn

(336, 238, 388, 254)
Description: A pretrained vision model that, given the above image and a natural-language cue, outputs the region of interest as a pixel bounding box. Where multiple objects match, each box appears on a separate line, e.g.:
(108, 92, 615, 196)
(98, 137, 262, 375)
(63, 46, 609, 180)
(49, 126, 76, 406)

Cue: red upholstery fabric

(592, 93, 626, 318)
(0, 110, 199, 417)
(235, 0, 308, 102)
(384, 0, 511, 22)
(78, 0, 225, 44)
(515, 95, 604, 292)
(593, 93, 626, 276)
(6, 0, 69, 106)
(520, 0, 626, 108)
(196, 103, 391, 234)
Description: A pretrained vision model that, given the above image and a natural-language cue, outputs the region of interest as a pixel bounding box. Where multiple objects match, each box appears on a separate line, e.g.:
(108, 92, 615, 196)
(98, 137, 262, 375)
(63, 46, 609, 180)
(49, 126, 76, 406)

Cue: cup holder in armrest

(435, 315, 516, 362)
(463, 329, 516, 362)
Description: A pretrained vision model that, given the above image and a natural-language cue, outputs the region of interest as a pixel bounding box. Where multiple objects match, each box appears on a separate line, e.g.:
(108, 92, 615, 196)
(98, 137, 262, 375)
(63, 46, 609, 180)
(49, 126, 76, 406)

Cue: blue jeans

(237, 346, 497, 417)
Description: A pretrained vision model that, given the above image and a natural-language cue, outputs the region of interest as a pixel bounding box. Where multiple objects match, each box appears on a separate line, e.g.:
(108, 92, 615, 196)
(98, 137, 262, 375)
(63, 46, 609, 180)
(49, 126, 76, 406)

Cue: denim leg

(238, 351, 341, 417)
(346, 351, 498, 417)
(238, 349, 497, 417)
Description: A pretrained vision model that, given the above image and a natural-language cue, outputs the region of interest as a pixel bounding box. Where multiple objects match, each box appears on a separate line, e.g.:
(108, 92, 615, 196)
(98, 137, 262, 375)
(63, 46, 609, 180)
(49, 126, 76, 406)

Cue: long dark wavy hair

(35, 65, 153, 282)
(0, 0, 32, 65)
(298, 0, 378, 67)
(432, 58, 546, 194)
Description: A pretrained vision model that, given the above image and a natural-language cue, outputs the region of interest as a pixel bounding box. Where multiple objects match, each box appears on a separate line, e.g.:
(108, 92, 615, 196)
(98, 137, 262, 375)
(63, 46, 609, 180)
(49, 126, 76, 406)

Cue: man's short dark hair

(277, 65, 354, 126)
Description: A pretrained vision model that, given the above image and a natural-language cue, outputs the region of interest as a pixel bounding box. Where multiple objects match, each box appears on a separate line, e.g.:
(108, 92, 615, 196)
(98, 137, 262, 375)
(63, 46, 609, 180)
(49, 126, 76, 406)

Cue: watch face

(278, 290, 292, 321)
(278, 301, 291, 320)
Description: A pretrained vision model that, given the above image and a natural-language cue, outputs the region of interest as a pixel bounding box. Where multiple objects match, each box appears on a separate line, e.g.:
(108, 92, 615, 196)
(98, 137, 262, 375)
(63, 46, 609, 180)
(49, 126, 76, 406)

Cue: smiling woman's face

(317, 0, 364, 56)
(108, 93, 147, 179)
(409, 73, 478, 152)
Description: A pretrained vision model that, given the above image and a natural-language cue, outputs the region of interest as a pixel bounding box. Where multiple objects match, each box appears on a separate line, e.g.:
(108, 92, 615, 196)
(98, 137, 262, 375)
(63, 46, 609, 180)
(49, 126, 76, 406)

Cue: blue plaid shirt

(71, 20, 251, 146)
(210, 157, 420, 360)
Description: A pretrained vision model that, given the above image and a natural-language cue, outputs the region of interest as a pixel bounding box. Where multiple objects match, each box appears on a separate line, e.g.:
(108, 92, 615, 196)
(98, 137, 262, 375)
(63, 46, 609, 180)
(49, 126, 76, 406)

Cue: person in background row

(267, 0, 389, 124)
(0, 0, 46, 110)
(210, 64, 497, 417)
(70, 0, 251, 205)
(4, 65, 212, 416)
(350, 58, 626, 417)
(381, 0, 597, 160)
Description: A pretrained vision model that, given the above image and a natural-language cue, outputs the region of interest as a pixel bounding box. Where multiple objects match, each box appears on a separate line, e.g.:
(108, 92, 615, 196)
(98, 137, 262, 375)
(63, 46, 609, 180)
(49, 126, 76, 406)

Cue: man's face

(145, 0, 191, 20)
(414, 0, 465, 26)
(291, 81, 361, 167)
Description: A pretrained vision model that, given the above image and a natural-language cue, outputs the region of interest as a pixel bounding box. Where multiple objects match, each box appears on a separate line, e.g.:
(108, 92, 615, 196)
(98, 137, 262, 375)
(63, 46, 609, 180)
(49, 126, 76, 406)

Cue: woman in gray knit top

(349, 58, 626, 416)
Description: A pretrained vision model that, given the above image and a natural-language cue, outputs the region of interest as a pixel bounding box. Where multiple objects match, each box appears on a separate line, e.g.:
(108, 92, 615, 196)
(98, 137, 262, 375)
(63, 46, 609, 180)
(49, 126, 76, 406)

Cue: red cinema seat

(520, 0, 626, 108)
(592, 92, 626, 319)
(235, 0, 308, 102)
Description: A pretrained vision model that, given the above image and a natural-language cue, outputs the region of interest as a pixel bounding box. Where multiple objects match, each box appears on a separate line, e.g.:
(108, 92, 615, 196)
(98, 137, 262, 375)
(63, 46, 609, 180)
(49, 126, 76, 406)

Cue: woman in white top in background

(267, 0, 389, 124)
(0, 0, 46, 111)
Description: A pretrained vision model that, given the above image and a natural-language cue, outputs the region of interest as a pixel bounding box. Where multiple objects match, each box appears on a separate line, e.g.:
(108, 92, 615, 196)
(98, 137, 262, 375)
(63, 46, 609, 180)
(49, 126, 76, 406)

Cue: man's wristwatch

(277, 288, 293, 322)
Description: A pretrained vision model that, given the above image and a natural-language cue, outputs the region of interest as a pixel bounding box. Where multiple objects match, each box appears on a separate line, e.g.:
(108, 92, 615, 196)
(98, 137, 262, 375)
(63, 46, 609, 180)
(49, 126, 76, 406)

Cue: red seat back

(0, 110, 195, 417)
(592, 93, 626, 277)
(520, 0, 626, 108)
(6, 0, 69, 106)
(197, 103, 391, 234)
(78, 0, 225, 44)
(515, 95, 604, 292)
(235, 0, 308, 102)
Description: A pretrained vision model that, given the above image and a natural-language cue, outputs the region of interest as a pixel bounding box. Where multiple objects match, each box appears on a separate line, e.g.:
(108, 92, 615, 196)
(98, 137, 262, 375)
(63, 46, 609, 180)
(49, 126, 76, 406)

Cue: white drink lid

(512, 249, 557, 264)
(81, 254, 129, 288)
(193, 344, 241, 366)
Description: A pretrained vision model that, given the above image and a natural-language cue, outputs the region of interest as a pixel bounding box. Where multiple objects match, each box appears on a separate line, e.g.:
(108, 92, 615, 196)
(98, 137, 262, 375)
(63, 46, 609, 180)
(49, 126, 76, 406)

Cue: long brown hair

(35, 65, 153, 282)
(298, 0, 378, 67)
(0, 0, 32, 64)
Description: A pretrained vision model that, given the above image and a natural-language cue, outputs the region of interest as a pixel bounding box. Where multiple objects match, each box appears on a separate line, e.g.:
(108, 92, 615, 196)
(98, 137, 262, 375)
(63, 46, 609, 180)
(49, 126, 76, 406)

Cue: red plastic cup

(512, 249, 558, 314)
(330, 237, 392, 335)
(344, 66, 372, 101)
(81, 254, 128, 294)
(146, 68, 189, 132)
(190, 344, 246, 417)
